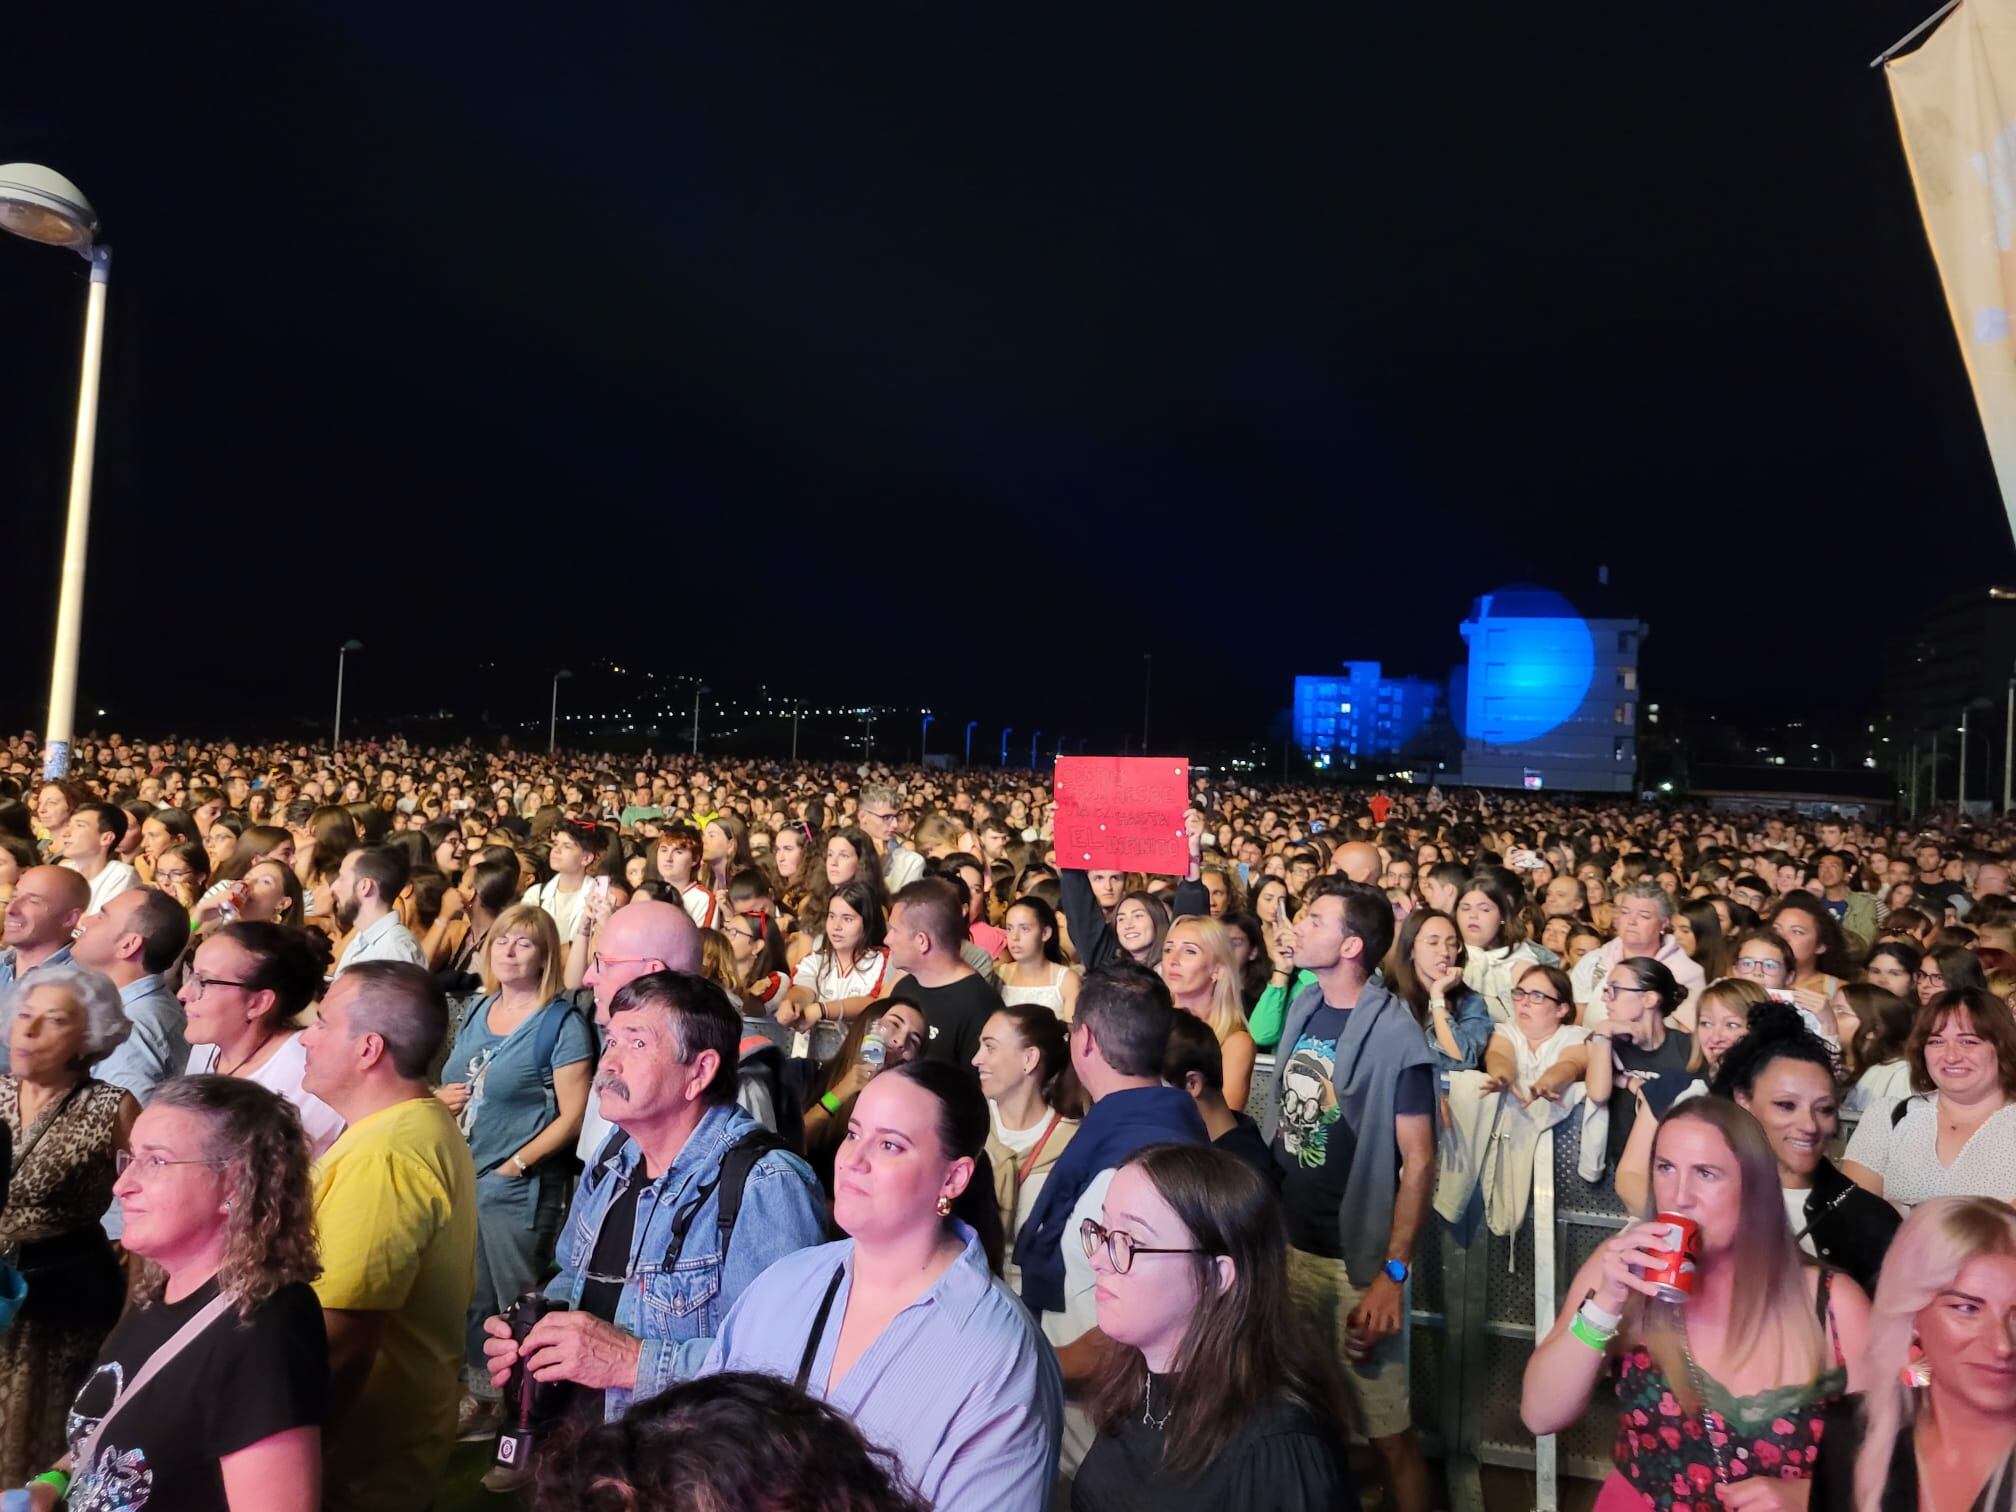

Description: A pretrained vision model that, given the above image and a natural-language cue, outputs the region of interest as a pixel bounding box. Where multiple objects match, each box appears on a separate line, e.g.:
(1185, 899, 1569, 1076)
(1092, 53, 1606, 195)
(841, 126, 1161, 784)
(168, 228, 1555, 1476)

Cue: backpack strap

(531, 997, 584, 1093)
(659, 1128, 791, 1266)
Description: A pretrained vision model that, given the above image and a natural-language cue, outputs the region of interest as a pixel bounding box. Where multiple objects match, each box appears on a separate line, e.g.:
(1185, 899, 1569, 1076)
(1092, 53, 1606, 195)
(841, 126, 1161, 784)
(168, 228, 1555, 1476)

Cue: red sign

(1053, 757, 1190, 874)
(1368, 794, 1393, 826)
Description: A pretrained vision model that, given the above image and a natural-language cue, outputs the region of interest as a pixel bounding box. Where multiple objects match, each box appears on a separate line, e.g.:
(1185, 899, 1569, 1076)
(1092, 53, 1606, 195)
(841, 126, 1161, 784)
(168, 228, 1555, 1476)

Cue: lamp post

(791, 697, 801, 761)
(964, 720, 978, 765)
(333, 640, 364, 750)
(1000, 727, 1014, 768)
(549, 670, 573, 755)
(921, 713, 935, 761)
(0, 165, 110, 779)
(690, 685, 712, 756)
(1030, 730, 1042, 768)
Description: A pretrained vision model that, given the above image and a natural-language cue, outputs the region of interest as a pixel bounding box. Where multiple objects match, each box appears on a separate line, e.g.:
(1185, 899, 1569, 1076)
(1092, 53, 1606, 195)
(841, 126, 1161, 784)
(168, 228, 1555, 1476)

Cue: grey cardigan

(1261, 978, 1439, 1286)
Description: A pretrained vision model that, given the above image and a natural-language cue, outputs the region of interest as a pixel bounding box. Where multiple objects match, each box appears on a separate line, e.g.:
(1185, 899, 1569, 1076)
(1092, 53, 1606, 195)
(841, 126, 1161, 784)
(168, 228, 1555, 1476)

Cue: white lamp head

(0, 164, 99, 254)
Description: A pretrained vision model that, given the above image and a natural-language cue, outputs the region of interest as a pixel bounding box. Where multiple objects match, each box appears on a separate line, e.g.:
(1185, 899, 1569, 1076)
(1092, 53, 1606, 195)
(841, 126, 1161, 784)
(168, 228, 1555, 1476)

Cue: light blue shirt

(93, 974, 188, 1105)
(698, 1222, 1063, 1511)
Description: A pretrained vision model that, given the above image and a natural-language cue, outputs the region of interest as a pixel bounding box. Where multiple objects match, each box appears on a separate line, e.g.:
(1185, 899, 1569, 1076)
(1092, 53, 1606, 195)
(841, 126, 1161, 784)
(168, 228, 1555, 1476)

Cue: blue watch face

(1383, 1260, 1408, 1282)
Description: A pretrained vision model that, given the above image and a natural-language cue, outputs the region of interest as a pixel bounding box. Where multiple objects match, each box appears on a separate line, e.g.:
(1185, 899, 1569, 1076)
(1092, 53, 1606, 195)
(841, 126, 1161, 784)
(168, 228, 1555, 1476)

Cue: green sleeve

(1249, 970, 1313, 1049)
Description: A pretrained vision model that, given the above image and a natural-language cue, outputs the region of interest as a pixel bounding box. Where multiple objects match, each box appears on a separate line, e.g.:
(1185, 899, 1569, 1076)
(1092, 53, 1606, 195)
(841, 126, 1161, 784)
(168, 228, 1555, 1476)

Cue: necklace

(1141, 1374, 1173, 1431)
(219, 1030, 279, 1079)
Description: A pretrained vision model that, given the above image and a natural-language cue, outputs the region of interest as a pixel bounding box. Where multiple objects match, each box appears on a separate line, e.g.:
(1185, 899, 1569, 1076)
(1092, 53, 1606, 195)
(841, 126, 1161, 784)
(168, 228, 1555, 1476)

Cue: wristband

(1569, 1314, 1616, 1351)
(508, 1155, 529, 1177)
(1578, 1297, 1623, 1331)
(819, 1091, 844, 1115)
(32, 1470, 70, 1496)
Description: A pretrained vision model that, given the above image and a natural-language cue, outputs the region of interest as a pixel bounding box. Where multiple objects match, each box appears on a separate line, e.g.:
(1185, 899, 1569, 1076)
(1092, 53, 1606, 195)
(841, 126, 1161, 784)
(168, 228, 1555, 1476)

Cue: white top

(675, 881, 719, 929)
(334, 911, 428, 976)
(1038, 1166, 1112, 1476)
(884, 843, 926, 893)
(1000, 965, 1073, 1017)
(187, 1032, 345, 1155)
(524, 876, 589, 943)
(1489, 1021, 1589, 1096)
(1843, 1094, 2016, 1209)
(1574, 936, 1706, 1022)
(1844, 1059, 1914, 1117)
(1464, 943, 1540, 1023)
(1782, 1186, 1817, 1255)
(791, 947, 893, 1003)
(989, 1104, 1061, 1293)
(68, 858, 138, 917)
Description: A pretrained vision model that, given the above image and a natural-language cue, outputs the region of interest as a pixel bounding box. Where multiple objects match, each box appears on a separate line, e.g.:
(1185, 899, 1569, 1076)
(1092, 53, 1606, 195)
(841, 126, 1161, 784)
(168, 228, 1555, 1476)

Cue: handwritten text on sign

(1053, 757, 1190, 874)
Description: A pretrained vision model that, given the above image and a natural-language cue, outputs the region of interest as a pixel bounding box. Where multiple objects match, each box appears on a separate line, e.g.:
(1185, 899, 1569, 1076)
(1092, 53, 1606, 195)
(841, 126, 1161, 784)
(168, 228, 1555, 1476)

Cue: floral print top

(1610, 1274, 1847, 1512)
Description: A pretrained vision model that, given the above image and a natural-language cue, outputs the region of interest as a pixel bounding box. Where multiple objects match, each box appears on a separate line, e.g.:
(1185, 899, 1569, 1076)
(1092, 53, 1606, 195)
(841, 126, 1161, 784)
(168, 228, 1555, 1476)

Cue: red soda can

(1634, 1214, 1701, 1302)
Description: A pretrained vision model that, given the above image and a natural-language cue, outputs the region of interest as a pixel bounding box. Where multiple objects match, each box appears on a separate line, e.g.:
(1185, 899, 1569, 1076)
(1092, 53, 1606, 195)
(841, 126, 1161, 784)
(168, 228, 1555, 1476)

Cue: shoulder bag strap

(794, 1265, 846, 1392)
(72, 1290, 235, 1473)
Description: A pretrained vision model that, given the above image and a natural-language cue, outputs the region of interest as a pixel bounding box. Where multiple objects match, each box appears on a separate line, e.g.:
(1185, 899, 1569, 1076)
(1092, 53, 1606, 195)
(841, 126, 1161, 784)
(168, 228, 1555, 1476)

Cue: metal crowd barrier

(1246, 1057, 1622, 1511)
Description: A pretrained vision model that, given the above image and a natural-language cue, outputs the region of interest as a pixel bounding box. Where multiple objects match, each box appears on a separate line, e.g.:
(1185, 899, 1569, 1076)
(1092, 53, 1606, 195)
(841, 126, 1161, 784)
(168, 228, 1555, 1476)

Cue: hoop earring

(936, 1195, 953, 1218)
(1901, 1337, 1932, 1390)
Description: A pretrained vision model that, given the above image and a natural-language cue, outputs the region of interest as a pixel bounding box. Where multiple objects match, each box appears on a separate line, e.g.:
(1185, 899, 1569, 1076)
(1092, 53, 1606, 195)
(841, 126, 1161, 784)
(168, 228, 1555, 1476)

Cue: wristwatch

(1383, 1259, 1410, 1283)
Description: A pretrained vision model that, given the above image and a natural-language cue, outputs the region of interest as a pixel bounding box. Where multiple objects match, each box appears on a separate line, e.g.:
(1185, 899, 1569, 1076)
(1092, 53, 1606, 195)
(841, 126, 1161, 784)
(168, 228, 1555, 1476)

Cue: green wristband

(819, 1091, 843, 1115)
(1568, 1314, 1615, 1352)
(32, 1469, 70, 1495)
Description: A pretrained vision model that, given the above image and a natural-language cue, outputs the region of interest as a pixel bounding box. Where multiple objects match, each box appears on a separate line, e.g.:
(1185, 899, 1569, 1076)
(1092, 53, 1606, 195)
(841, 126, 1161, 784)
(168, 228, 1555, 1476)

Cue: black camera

(495, 1291, 571, 1470)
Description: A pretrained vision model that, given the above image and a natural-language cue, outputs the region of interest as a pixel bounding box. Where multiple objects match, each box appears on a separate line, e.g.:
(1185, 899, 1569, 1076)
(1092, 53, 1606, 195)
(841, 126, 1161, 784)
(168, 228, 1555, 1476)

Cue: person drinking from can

(1522, 1099, 1874, 1512)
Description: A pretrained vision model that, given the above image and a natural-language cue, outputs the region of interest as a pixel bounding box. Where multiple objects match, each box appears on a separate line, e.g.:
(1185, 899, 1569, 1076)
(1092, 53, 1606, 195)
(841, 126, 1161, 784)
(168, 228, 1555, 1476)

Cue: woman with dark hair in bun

(1584, 956, 1695, 1171)
(1713, 1002, 1901, 1295)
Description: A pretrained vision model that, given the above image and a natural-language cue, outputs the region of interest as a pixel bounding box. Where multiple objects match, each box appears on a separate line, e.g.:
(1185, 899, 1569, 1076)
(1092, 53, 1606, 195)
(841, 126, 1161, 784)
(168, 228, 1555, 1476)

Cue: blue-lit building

(1293, 662, 1443, 771)
(1455, 586, 1647, 793)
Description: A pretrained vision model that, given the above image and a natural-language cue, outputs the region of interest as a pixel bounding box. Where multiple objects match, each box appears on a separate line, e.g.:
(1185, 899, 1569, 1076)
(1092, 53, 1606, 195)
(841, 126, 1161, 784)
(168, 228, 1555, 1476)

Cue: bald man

(574, 899, 702, 1161)
(1331, 841, 1383, 886)
(0, 865, 90, 993)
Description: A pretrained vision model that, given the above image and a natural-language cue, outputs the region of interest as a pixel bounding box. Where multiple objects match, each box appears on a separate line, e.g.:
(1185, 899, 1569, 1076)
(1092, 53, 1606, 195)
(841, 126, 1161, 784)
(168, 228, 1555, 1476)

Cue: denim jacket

(545, 1102, 828, 1419)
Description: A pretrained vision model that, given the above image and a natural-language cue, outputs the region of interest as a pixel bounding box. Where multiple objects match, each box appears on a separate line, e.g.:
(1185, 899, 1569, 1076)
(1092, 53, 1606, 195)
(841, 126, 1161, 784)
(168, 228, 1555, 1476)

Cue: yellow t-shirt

(312, 1095, 478, 1512)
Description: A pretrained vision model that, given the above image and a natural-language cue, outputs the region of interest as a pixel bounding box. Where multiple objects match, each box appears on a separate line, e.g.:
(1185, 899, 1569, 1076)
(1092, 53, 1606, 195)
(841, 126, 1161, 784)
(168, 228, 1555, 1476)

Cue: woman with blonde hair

(1811, 1197, 2016, 1512)
(1158, 916, 1257, 1113)
(437, 903, 594, 1440)
(1524, 1098, 1871, 1512)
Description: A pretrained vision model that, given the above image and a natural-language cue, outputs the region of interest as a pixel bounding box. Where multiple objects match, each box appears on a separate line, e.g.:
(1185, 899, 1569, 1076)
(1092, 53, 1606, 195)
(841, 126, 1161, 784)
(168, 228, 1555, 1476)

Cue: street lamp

(549, 670, 573, 755)
(333, 640, 364, 749)
(1000, 727, 1014, 768)
(921, 713, 935, 762)
(0, 165, 110, 778)
(1030, 730, 1042, 768)
(691, 684, 711, 756)
(964, 720, 978, 765)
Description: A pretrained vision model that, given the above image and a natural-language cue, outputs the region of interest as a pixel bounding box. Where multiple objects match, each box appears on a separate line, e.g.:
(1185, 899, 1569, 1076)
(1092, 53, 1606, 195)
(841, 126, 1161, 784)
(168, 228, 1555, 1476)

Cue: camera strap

(794, 1266, 846, 1392)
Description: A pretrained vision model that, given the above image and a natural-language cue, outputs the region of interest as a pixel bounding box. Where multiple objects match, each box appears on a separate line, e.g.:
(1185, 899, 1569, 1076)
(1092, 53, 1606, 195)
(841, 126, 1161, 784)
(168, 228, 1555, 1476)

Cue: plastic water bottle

(858, 1034, 886, 1071)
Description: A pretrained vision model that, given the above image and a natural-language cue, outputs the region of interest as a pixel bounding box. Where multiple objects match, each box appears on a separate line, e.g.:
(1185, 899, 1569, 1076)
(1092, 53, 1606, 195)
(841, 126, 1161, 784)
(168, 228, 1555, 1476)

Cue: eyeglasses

(1916, 969, 1945, 982)
(590, 954, 665, 976)
(1080, 1217, 1210, 1275)
(862, 810, 899, 826)
(185, 972, 255, 997)
(1510, 988, 1564, 1007)
(116, 1151, 229, 1179)
(1734, 957, 1784, 973)
(1600, 984, 1655, 1000)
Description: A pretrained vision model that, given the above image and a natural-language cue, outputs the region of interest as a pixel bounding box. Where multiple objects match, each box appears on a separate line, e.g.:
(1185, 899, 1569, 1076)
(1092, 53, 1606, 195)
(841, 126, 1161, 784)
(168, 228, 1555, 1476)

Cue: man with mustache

(478, 968, 826, 1442)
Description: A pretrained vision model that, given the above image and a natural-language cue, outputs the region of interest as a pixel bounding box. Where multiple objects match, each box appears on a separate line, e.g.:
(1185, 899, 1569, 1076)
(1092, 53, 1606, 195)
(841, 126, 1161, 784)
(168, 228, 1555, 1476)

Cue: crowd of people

(0, 728, 2007, 1510)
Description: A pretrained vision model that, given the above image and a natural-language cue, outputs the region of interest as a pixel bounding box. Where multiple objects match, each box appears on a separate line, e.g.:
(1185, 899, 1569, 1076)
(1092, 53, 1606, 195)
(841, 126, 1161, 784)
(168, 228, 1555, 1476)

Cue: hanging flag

(1888, 0, 2016, 540)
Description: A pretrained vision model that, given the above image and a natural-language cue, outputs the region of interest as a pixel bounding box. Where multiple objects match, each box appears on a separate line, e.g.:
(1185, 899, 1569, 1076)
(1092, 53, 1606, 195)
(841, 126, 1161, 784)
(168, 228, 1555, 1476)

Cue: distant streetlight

(0, 164, 109, 778)
(333, 640, 364, 749)
(550, 670, 573, 754)
(965, 720, 979, 765)
(1030, 730, 1042, 768)
(1000, 727, 1014, 768)
(921, 713, 935, 761)
(691, 684, 712, 756)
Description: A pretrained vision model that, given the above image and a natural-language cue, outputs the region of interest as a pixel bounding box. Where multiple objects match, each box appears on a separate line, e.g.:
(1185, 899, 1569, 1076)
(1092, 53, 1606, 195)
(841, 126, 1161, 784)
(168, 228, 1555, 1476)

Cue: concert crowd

(0, 728, 2008, 1512)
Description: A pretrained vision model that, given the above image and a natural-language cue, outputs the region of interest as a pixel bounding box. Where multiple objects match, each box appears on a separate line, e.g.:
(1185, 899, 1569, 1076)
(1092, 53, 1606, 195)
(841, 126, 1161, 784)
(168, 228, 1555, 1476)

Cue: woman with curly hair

(36, 1075, 325, 1512)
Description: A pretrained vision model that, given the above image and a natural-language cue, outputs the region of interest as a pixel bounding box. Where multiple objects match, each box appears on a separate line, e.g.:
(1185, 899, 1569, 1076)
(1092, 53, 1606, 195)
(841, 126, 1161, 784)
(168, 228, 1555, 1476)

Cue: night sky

(2, 3, 2010, 757)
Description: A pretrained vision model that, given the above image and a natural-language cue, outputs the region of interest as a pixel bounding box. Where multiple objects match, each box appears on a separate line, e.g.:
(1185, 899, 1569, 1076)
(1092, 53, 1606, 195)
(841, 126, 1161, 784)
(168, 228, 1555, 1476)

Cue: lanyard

(1016, 1114, 1063, 1188)
(795, 1266, 847, 1391)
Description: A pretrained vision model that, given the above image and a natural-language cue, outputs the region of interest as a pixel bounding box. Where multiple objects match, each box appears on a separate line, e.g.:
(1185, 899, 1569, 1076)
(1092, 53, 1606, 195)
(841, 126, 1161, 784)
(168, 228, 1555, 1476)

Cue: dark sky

(2, 2, 2009, 757)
